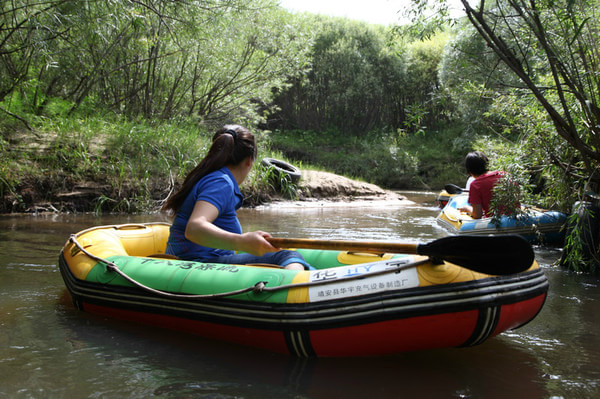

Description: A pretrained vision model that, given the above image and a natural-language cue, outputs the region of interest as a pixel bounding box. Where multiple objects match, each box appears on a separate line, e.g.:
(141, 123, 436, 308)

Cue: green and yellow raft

(58, 223, 548, 357)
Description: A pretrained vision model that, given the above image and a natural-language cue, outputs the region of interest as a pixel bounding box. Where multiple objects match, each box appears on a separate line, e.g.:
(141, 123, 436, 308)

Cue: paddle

(267, 235, 534, 275)
(444, 183, 468, 195)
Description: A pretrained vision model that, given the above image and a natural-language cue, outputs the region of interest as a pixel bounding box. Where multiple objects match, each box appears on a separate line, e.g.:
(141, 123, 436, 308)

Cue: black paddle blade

(444, 183, 465, 194)
(417, 235, 535, 275)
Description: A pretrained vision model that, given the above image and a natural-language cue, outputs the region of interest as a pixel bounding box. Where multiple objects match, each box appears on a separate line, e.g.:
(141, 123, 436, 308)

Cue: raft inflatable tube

(437, 194, 567, 245)
(58, 223, 548, 357)
(261, 157, 301, 183)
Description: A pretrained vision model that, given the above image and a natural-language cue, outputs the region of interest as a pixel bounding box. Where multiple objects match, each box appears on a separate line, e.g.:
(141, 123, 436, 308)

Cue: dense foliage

(269, 20, 450, 135)
(1, 0, 309, 125)
(1, 0, 461, 200)
(269, 21, 406, 134)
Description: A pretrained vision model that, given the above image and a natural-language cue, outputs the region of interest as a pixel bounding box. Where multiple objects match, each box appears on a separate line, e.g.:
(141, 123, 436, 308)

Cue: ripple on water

(5, 262, 57, 273)
(503, 331, 566, 351)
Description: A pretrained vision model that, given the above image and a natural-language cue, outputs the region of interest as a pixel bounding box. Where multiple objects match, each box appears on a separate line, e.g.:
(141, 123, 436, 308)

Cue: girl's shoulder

(199, 168, 234, 186)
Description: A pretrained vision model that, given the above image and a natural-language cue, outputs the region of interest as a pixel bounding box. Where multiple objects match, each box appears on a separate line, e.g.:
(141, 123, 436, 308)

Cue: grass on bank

(1, 100, 469, 213)
(0, 107, 322, 213)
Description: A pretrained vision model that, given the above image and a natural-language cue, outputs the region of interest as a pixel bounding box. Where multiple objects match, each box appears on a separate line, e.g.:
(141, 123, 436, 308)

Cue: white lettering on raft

(308, 258, 420, 302)
(140, 258, 239, 272)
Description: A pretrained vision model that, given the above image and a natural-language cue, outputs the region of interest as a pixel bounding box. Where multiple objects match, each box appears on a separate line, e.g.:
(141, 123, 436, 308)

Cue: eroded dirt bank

(281, 170, 411, 207)
(2, 169, 410, 214)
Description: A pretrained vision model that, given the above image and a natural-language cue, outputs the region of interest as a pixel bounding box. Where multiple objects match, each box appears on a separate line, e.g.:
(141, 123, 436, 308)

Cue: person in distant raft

(161, 124, 312, 271)
(458, 151, 518, 219)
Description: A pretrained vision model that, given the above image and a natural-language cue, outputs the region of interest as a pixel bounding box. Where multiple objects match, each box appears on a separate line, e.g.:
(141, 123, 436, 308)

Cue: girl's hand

(238, 231, 278, 256)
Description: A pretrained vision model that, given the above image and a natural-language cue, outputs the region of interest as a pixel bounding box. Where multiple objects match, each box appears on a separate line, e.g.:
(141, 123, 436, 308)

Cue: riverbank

(2, 115, 423, 214)
(1, 167, 409, 215)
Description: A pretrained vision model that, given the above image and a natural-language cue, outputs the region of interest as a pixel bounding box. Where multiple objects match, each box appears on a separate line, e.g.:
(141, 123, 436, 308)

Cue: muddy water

(1, 191, 598, 398)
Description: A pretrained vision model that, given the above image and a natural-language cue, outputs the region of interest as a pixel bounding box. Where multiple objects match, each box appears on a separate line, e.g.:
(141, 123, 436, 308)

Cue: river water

(1, 191, 598, 398)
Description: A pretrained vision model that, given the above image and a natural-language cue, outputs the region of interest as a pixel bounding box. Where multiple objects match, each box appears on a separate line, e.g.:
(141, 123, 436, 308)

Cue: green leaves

(0, 0, 312, 125)
(272, 19, 450, 136)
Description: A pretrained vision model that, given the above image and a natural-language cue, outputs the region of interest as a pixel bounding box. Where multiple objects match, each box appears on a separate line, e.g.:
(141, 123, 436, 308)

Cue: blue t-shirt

(166, 167, 243, 260)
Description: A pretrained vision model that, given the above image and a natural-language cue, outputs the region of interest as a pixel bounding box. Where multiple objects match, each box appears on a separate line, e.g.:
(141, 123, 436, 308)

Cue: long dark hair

(162, 125, 256, 214)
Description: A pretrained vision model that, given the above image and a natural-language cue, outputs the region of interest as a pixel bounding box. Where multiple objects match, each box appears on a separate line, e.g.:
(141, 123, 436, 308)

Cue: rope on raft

(69, 234, 429, 300)
(442, 209, 462, 223)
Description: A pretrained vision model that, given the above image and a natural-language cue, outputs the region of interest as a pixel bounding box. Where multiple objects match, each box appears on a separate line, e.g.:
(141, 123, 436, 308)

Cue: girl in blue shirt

(161, 125, 311, 271)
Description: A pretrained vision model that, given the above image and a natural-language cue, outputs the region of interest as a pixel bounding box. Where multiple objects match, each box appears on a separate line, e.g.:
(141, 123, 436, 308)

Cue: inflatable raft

(58, 223, 548, 357)
(436, 188, 459, 209)
(437, 194, 567, 245)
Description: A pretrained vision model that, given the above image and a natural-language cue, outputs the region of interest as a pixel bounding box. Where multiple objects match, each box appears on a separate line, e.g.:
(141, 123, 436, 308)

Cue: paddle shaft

(268, 237, 418, 255)
(267, 235, 535, 275)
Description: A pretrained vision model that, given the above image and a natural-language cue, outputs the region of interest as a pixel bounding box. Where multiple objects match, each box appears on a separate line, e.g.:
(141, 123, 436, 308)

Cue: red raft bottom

(81, 294, 546, 357)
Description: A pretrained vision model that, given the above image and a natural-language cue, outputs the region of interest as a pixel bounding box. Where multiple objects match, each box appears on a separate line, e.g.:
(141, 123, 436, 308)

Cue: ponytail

(162, 125, 256, 214)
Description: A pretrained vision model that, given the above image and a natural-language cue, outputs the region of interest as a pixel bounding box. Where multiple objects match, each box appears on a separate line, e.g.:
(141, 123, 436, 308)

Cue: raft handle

(114, 224, 153, 231)
(347, 251, 385, 257)
(442, 210, 462, 223)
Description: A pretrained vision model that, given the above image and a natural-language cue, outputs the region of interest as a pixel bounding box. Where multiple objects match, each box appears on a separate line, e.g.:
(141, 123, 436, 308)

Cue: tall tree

(409, 0, 600, 191)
